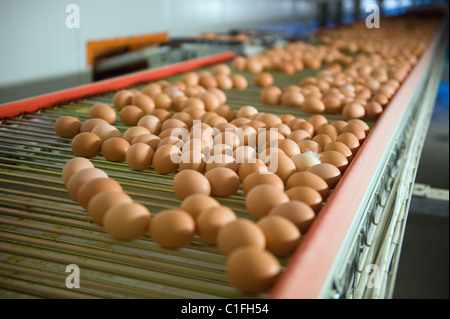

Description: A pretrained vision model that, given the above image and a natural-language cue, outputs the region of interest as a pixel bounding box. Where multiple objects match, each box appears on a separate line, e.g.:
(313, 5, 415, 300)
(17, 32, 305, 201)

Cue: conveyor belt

(0, 18, 447, 299)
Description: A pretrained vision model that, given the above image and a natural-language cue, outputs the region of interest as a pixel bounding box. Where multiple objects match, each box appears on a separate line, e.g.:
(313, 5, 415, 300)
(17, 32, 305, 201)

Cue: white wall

(0, 0, 311, 87)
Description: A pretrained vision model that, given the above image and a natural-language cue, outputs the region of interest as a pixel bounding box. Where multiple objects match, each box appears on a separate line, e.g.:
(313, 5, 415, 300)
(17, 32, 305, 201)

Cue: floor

(392, 53, 449, 299)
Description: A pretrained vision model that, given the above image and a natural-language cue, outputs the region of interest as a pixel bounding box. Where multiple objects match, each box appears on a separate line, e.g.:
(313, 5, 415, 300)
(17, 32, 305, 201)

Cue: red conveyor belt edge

(0, 51, 235, 119)
(269, 25, 444, 299)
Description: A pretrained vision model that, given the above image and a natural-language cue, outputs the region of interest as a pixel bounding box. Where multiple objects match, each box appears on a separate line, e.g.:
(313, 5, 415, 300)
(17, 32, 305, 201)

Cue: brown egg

(242, 171, 284, 194)
(103, 202, 151, 241)
(137, 115, 161, 135)
(282, 91, 305, 107)
(247, 59, 264, 73)
(319, 150, 348, 173)
(237, 106, 258, 118)
(180, 97, 205, 111)
(342, 123, 366, 143)
(287, 130, 311, 144)
(149, 108, 171, 122)
(122, 126, 151, 143)
(179, 150, 207, 173)
(336, 132, 360, 155)
(54, 116, 81, 138)
(258, 215, 301, 257)
(254, 73, 274, 87)
(292, 121, 314, 136)
(330, 120, 349, 134)
(66, 167, 108, 199)
(246, 184, 290, 219)
(316, 124, 338, 140)
(269, 201, 315, 233)
(80, 118, 109, 133)
(62, 157, 94, 185)
(131, 94, 155, 114)
(207, 88, 227, 105)
(172, 169, 211, 199)
(231, 117, 251, 127)
(87, 190, 133, 225)
(276, 139, 301, 158)
(312, 134, 333, 150)
(291, 153, 321, 171)
(307, 163, 341, 189)
(101, 137, 130, 162)
(180, 194, 220, 220)
(91, 123, 122, 142)
(113, 90, 134, 110)
(215, 74, 233, 90)
(153, 92, 173, 110)
(308, 114, 328, 133)
(285, 186, 323, 212)
(217, 218, 266, 255)
(71, 132, 102, 158)
(232, 56, 247, 71)
(286, 171, 329, 199)
(213, 132, 240, 150)
(214, 105, 236, 122)
(198, 92, 220, 112)
(171, 112, 193, 129)
(89, 103, 117, 124)
(238, 159, 268, 181)
(126, 143, 154, 171)
(347, 119, 370, 135)
(131, 133, 160, 151)
(226, 246, 280, 294)
(271, 123, 291, 138)
(298, 140, 322, 153)
(205, 154, 238, 173)
(141, 83, 162, 98)
(205, 167, 240, 197)
(76, 177, 122, 209)
(199, 75, 218, 89)
(260, 86, 282, 105)
(120, 105, 145, 126)
(323, 141, 353, 162)
(196, 206, 236, 245)
(302, 97, 325, 114)
(150, 210, 195, 249)
(182, 72, 200, 86)
(257, 113, 282, 128)
(364, 101, 383, 119)
(231, 74, 248, 90)
(266, 151, 296, 185)
(152, 144, 181, 174)
(342, 102, 365, 120)
(233, 145, 257, 163)
(212, 63, 231, 76)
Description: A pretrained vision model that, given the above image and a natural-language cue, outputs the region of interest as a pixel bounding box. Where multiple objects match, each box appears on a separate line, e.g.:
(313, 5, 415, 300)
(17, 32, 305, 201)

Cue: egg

(141, 83, 162, 98)
(199, 75, 218, 89)
(298, 140, 322, 153)
(312, 134, 333, 150)
(342, 102, 365, 120)
(126, 143, 154, 171)
(336, 132, 360, 155)
(347, 119, 370, 135)
(122, 126, 151, 143)
(149, 108, 171, 122)
(276, 139, 300, 157)
(180, 194, 220, 220)
(76, 177, 122, 209)
(292, 120, 314, 136)
(319, 150, 349, 173)
(241, 171, 284, 194)
(217, 218, 266, 256)
(212, 63, 231, 76)
(113, 90, 134, 110)
(91, 123, 122, 142)
(307, 163, 342, 189)
(89, 103, 117, 124)
(237, 159, 268, 181)
(149, 209, 195, 249)
(260, 86, 282, 105)
(179, 150, 207, 173)
(330, 120, 349, 134)
(205, 154, 239, 173)
(182, 72, 200, 86)
(214, 105, 236, 122)
(302, 97, 325, 113)
(172, 169, 211, 199)
(323, 94, 343, 114)
(285, 185, 323, 212)
(245, 184, 290, 219)
(205, 167, 240, 197)
(160, 118, 188, 132)
(290, 152, 321, 171)
(71, 132, 102, 158)
(269, 200, 315, 233)
(286, 171, 329, 199)
(232, 56, 247, 71)
(66, 167, 108, 199)
(266, 151, 296, 184)
(254, 73, 274, 87)
(215, 74, 233, 90)
(153, 92, 173, 110)
(231, 74, 248, 90)
(87, 190, 133, 225)
(207, 88, 227, 105)
(323, 141, 353, 162)
(119, 105, 145, 126)
(131, 133, 161, 151)
(208, 143, 233, 158)
(103, 202, 151, 241)
(152, 144, 181, 174)
(54, 116, 81, 138)
(316, 124, 338, 140)
(282, 91, 305, 107)
(80, 118, 109, 133)
(287, 130, 311, 143)
(280, 114, 296, 125)
(196, 206, 237, 245)
(137, 115, 161, 135)
(237, 106, 258, 119)
(62, 157, 94, 185)
(226, 246, 280, 294)
(271, 123, 292, 138)
(342, 123, 366, 143)
(101, 137, 130, 162)
(257, 215, 301, 257)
